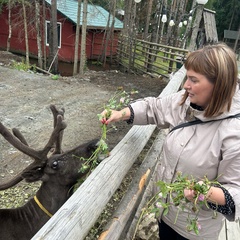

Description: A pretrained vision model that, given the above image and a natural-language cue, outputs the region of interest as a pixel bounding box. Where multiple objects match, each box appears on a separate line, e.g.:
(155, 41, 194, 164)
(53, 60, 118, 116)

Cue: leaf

(163, 207, 169, 216)
(51, 75, 59, 80)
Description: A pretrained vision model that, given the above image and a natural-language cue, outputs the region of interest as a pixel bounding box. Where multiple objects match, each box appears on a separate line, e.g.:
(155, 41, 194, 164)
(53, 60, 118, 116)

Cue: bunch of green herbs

(137, 172, 220, 236)
(78, 88, 138, 175)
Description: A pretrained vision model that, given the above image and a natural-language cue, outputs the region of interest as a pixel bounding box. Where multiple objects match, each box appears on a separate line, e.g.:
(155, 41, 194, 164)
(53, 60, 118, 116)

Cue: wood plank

(125, 135, 167, 240)
(32, 67, 186, 240)
(98, 130, 167, 240)
(224, 30, 239, 40)
(218, 219, 240, 240)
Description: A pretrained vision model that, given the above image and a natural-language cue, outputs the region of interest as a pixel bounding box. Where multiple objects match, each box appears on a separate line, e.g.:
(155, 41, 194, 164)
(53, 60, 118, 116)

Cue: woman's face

(184, 69, 214, 109)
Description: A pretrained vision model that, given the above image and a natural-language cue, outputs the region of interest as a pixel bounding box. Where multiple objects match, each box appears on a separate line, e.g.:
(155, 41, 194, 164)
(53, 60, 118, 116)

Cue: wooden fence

(32, 66, 240, 239)
(116, 36, 189, 78)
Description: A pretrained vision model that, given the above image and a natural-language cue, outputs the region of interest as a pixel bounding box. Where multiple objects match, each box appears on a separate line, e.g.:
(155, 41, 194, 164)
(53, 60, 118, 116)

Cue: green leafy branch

(78, 88, 138, 175)
(137, 172, 220, 236)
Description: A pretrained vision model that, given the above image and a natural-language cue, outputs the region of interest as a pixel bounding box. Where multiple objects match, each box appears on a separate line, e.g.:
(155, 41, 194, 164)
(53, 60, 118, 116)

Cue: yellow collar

(34, 196, 53, 218)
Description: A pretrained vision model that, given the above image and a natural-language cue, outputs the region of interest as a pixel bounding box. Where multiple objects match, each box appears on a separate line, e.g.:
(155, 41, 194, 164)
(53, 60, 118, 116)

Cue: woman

(100, 43, 240, 240)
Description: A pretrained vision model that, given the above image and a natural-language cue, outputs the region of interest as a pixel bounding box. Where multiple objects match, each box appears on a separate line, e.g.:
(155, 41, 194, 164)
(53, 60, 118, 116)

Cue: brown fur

(0, 105, 99, 240)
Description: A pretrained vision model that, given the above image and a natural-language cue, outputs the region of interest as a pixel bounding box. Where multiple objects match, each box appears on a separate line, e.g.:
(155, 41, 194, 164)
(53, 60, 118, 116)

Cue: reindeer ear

(21, 169, 44, 182)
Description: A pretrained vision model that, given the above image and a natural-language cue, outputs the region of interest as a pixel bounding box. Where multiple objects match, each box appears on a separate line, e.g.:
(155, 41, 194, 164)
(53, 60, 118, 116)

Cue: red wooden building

(0, 0, 123, 63)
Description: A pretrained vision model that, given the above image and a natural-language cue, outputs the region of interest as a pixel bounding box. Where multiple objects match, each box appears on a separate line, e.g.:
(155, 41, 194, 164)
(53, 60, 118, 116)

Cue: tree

(181, 0, 196, 48)
(234, 26, 240, 52)
(143, 0, 153, 42)
(73, 0, 82, 75)
(48, 0, 58, 74)
(22, 0, 29, 66)
(7, 0, 12, 51)
(35, 0, 42, 69)
(99, 0, 117, 66)
(212, 0, 240, 40)
(42, 0, 47, 69)
(79, 0, 87, 75)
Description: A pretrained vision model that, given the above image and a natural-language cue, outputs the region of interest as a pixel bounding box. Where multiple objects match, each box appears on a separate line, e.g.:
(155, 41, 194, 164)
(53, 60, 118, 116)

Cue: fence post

(188, 4, 204, 51)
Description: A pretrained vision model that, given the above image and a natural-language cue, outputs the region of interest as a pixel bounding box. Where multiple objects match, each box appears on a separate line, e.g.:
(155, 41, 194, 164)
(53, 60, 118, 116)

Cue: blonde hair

(181, 43, 238, 117)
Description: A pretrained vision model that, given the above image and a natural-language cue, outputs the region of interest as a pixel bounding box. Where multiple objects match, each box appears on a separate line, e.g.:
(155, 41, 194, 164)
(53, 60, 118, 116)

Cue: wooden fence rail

(116, 36, 189, 78)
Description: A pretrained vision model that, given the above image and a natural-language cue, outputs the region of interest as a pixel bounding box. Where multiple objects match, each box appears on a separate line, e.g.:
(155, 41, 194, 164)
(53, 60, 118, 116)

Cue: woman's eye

(52, 161, 58, 169)
(190, 77, 198, 83)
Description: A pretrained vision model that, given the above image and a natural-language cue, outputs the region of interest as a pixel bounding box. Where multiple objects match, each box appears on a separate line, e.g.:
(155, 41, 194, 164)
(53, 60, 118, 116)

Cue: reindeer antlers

(50, 104, 65, 154)
(0, 105, 66, 190)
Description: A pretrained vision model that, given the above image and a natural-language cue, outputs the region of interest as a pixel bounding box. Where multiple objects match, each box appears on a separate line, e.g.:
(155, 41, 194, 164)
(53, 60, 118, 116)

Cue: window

(46, 21, 62, 48)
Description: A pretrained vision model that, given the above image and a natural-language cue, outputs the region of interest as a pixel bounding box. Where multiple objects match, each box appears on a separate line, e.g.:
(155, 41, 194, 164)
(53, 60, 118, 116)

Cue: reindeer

(0, 105, 99, 240)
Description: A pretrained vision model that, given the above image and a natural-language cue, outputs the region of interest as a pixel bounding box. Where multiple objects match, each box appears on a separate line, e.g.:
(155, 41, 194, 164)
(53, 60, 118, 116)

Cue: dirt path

(0, 66, 111, 179)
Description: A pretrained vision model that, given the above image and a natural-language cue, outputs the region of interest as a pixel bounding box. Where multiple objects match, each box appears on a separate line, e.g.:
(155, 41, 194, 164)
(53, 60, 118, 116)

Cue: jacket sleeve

(221, 184, 240, 221)
(130, 90, 186, 128)
(218, 122, 240, 221)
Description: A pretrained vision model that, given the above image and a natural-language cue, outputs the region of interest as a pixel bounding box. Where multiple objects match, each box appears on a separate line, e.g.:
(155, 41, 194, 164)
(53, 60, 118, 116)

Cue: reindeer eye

(52, 161, 58, 170)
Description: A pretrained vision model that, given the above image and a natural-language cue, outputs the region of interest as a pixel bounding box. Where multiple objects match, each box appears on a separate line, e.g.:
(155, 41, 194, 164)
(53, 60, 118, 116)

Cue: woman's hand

(184, 188, 196, 202)
(100, 107, 131, 125)
(184, 181, 207, 202)
(184, 181, 225, 205)
(100, 109, 119, 124)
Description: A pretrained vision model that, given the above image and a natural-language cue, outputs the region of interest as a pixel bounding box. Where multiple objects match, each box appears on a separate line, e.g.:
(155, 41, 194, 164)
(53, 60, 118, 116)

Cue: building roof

(45, 0, 123, 30)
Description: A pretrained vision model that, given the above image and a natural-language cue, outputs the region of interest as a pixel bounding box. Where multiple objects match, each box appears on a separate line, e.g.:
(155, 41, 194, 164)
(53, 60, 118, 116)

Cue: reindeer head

(40, 139, 99, 187)
(0, 105, 99, 190)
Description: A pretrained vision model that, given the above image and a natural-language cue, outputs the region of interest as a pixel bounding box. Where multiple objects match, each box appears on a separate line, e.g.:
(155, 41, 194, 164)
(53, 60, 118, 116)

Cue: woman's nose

(183, 78, 191, 90)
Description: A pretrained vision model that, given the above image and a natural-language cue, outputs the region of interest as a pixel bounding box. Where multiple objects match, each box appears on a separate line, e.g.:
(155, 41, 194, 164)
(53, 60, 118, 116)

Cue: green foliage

(204, 0, 215, 9)
(12, 60, 31, 72)
(12, 60, 37, 74)
(0, 0, 8, 9)
(77, 88, 138, 176)
(131, 41, 177, 75)
(212, 0, 240, 39)
(51, 74, 59, 80)
(90, 60, 103, 66)
(140, 172, 220, 235)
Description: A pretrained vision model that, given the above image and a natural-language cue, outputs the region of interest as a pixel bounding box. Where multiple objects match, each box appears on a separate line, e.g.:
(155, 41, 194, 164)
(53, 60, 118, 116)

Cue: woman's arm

(205, 186, 226, 205)
(184, 185, 225, 205)
(100, 107, 131, 124)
